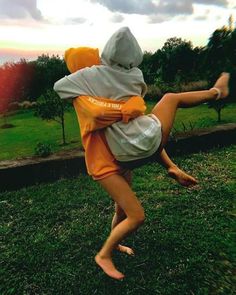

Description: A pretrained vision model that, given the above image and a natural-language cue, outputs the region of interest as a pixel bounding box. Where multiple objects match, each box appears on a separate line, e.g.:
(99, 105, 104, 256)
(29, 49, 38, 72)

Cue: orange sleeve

(121, 96, 146, 123)
(73, 95, 146, 180)
(73, 95, 146, 135)
(73, 96, 123, 136)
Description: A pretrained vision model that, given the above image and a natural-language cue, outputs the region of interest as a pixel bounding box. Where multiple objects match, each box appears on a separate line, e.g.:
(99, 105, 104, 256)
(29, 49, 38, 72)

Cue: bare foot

(212, 72, 230, 99)
(116, 244, 134, 256)
(95, 254, 125, 280)
(168, 166, 198, 187)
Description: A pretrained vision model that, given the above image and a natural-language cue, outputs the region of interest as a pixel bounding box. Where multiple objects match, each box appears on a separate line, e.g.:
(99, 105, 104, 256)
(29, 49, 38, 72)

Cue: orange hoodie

(62, 47, 146, 179)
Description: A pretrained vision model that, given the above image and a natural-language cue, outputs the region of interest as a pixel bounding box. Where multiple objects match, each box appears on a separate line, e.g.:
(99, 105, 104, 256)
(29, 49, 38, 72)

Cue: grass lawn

(146, 102, 236, 133)
(0, 108, 82, 161)
(1, 145, 235, 295)
(0, 102, 236, 161)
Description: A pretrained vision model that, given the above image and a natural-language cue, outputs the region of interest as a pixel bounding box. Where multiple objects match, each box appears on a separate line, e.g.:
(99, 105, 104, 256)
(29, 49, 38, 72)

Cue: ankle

(168, 165, 178, 172)
(96, 252, 111, 260)
(209, 87, 221, 99)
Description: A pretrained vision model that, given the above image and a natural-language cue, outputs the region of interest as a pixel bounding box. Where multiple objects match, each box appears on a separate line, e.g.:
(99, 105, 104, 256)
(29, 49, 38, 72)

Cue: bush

(145, 84, 163, 101)
(34, 142, 52, 157)
(180, 80, 208, 92)
(154, 77, 180, 94)
(155, 78, 209, 94)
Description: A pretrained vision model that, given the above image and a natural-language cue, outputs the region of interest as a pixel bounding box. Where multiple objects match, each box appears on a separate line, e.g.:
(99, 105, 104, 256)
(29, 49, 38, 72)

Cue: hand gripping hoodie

(54, 46, 147, 179)
(54, 27, 162, 163)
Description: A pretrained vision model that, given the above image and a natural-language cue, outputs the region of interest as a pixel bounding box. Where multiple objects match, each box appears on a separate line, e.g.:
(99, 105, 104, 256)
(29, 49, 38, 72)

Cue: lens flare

(0, 61, 35, 114)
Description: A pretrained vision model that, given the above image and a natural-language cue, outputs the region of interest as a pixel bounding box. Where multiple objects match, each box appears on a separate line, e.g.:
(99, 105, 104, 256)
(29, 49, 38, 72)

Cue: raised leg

(152, 73, 230, 148)
(95, 173, 145, 280)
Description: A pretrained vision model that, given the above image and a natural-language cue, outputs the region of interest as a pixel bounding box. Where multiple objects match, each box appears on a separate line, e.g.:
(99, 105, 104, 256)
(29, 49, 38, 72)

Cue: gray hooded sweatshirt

(54, 27, 162, 161)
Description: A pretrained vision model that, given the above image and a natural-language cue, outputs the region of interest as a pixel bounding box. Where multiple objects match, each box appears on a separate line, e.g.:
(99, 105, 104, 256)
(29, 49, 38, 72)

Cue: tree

(208, 100, 226, 123)
(205, 26, 232, 82)
(205, 26, 235, 116)
(29, 54, 68, 100)
(158, 37, 197, 84)
(35, 90, 68, 145)
(0, 60, 34, 127)
(140, 50, 164, 85)
(228, 28, 236, 68)
(140, 51, 155, 84)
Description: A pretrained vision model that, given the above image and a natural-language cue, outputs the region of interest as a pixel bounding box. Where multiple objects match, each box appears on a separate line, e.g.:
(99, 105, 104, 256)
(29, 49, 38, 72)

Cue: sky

(0, 0, 235, 64)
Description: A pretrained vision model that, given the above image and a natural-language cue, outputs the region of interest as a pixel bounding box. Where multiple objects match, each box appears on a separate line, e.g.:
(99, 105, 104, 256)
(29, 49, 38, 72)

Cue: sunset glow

(0, 0, 235, 64)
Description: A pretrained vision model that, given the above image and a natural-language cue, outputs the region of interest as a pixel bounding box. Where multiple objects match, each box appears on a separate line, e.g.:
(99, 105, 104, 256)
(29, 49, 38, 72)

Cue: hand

(167, 166, 198, 187)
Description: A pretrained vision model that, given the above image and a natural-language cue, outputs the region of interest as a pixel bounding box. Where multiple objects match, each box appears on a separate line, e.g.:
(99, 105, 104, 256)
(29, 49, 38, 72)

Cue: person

(54, 27, 230, 280)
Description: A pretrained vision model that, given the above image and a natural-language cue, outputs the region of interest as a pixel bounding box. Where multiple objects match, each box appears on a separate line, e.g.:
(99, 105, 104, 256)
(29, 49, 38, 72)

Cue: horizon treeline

(0, 25, 236, 113)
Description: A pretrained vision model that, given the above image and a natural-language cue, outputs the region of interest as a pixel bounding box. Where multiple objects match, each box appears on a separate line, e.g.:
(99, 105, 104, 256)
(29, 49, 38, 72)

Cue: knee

(115, 209, 126, 220)
(162, 92, 177, 102)
(137, 212, 145, 225)
(115, 206, 126, 219)
(131, 209, 145, 226)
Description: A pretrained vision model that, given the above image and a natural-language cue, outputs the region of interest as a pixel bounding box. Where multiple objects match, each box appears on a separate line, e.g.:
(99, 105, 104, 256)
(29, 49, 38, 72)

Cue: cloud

(0, 0, 43, 21)
(193, 0, 229, 7)
(148, 14, 171, 24)
(64, 17, 87, 25)
(90, 0, 156, 15)
(90, 0, 230, 23)
(194, 15, 208, 21)
(110, 13, 124, 23)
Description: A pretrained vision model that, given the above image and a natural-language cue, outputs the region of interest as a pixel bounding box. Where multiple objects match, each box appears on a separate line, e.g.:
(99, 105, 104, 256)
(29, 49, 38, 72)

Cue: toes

(95, 255, 125, 280)
(127, 248, 135, 256)
(117, 245, 135, 256)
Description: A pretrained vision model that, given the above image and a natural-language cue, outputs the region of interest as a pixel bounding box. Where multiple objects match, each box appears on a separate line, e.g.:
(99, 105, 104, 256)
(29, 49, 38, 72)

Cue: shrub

(145, 84, 163, 101)
(154, 77, 180, 94)
(154, 78, 209, 94)
(180, 80, 208, 92)
(34, 142, 52, 157)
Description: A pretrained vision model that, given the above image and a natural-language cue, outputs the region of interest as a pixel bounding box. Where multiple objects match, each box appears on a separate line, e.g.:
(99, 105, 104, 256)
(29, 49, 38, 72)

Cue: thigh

(98, 174, 144, 219)
(151, 93, 178, 148)
(122, 170, 132, 185)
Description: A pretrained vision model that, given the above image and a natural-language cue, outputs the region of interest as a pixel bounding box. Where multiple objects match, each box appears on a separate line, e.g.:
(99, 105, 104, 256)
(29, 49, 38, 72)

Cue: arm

(120, 96, 146, 123)
(73, 95, 146, 134)
(53, 75, 82, 100)
(54, 74, 146, 122)
(158, 149, 198, 187)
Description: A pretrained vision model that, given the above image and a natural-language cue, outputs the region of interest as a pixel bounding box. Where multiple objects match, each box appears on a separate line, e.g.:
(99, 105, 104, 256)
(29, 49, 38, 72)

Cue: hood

(64, 47, 100, 73)
(101, 27, 143, 69)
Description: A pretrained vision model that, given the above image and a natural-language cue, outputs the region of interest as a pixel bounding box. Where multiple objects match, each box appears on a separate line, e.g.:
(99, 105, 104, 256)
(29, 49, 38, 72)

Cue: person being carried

(55, 30, 196, 184)
(54, 27, 230, 280)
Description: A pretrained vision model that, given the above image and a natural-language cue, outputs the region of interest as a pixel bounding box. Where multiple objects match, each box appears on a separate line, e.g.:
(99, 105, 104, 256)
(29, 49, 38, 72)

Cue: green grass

(0, 102, 236, 161)
(146, 102, 236, 133)
(1, 145, 235, 294)
(0, 108, 82, 161)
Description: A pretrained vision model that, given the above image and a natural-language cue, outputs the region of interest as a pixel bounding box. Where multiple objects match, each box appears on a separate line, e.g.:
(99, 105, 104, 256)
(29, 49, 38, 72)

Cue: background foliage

(0, 26, 235, 112)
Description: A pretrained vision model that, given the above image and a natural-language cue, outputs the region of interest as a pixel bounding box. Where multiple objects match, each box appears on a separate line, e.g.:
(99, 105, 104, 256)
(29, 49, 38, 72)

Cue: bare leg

(95, 174, 145, 280)
(111, 170, 131, 230)
(112, 203, 135, 255)
(111, 171, 135, 255)
(159, 149, 198, 187)
(152, 73, 230, 148)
